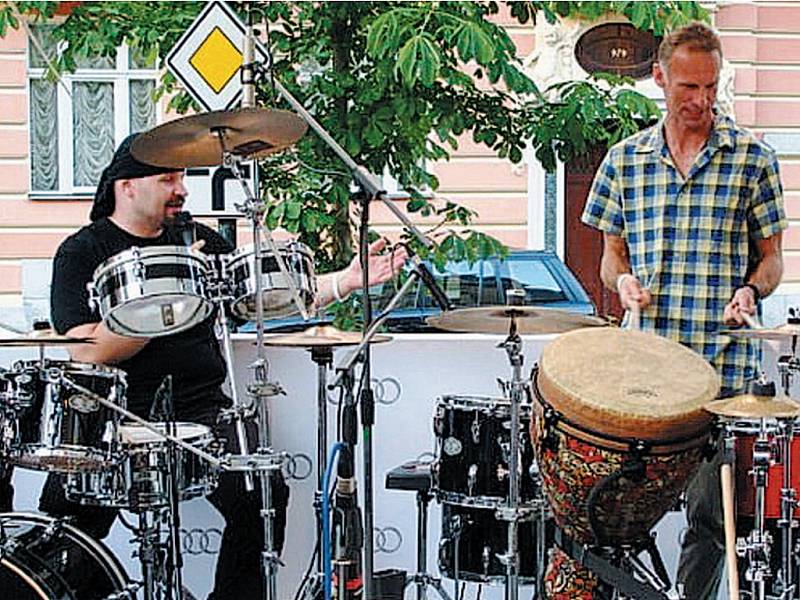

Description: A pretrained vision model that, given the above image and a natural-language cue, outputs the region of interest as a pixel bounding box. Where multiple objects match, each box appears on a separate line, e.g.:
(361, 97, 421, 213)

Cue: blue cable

(323, 441, 345, 600)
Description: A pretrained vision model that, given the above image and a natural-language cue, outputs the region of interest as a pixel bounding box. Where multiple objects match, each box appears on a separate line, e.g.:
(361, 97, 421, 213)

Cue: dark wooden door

(564, 149, 623, 321)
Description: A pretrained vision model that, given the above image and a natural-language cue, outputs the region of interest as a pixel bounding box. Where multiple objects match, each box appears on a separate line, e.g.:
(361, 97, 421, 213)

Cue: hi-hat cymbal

(262, 325, 392, 348)
(720, 324, 800, 341)
(704, 393, 800, 419)
(427, 306, 608, 335)
(131, 108, 307, 168)
(0, 331, 94, 347)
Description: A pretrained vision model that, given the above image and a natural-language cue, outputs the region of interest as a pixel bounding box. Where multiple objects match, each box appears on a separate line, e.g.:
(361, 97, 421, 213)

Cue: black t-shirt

(50, 218, 233, 418)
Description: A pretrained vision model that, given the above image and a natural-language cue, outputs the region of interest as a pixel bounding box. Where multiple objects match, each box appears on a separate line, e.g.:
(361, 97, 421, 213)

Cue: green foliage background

(1, 0, 707, 274)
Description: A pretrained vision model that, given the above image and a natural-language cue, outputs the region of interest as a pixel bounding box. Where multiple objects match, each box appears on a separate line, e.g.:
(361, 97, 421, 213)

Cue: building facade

(0, 1, 799, 327)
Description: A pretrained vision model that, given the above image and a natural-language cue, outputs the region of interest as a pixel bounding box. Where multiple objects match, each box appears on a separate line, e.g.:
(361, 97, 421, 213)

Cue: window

(498, 258, 567, 303)
(28, 26, 159, 196)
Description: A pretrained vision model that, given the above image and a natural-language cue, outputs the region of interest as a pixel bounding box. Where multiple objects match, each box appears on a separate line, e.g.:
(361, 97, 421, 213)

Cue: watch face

(443, 437, 462, 457)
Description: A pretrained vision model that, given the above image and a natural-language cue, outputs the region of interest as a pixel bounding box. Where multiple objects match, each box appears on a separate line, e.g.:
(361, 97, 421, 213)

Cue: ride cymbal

(0, 332, 95, 346)
(262, 325, 392, 348)
(719, 324, 800, 341)
(426, 306, 608, 335)
(131, 108, 307, 168)
(704, 393, 800, 419)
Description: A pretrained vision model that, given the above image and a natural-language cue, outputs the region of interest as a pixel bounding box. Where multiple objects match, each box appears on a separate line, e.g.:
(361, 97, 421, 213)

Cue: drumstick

(627, 302, 640, 331)
(720, 462, 741, 600)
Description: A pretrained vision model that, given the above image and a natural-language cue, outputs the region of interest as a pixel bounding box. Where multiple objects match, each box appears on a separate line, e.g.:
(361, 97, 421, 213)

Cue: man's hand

(338, 239, 408, 296)
(723, 286, 758, 326)
(617, 274, 652, 311)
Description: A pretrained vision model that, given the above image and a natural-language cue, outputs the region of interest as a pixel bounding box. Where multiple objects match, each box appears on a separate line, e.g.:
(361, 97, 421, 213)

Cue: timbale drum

(531, 327, 719, 599)
(225, 240, 316, 320)
(89, 245, 213, 337)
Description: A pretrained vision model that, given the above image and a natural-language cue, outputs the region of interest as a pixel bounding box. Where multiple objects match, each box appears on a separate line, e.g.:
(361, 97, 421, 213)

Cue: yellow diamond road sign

(166, 1, 270, 111)
(189, 27, 242, 94)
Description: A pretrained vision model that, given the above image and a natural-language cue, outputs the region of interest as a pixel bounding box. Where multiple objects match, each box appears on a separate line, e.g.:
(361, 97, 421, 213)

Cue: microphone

(412, 256, 453, 312)
(332, 445, 363, 599)
(241, 23, 256, 108)
(173, 211, 196, 247)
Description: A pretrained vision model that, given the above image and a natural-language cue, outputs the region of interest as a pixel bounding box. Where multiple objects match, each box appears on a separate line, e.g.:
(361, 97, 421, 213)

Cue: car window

(420, 260, 498, 308)
(497, 258, 568, 303)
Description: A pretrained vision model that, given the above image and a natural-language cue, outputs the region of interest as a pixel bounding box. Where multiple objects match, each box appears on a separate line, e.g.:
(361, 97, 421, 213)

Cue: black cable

(293, 536, 321, 600)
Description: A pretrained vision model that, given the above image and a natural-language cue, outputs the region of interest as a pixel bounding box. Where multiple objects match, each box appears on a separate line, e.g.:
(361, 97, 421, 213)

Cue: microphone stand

(262, 70, 448, 600)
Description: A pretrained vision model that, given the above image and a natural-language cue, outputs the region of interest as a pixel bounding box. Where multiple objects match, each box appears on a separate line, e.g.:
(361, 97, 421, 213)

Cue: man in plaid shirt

(581, 22, 786, 600)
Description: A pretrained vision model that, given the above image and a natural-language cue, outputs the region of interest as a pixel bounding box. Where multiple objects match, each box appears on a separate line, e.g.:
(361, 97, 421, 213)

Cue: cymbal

(426, 306, 608, 335)
(131, 108, 307, 168)
(0, 331, 94, 346)
(704, 393, 800, 419)
(720, 323, 800, 341)
(262, 325, 392, 348)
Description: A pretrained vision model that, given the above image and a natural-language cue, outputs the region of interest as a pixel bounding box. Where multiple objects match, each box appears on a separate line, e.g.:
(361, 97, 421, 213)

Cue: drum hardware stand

(775, 418, 798, 599)
(213, 128, 306, 600)
(552, 527, 670, 600)
(737, 418, 775, 600)
(496, 292, 528, 600)
(57, 377, 287, 599)
(408, 487, 453, 600)
(151, 375, 184, 600)
(208, 271, 258, 493)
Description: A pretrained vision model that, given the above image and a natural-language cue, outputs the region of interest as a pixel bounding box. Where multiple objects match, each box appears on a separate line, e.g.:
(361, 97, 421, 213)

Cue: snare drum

(225, 241, 316, 319)
(531, 328, 718, 598)
(5, 360, 127, 472)
(433, 395, 537, 505)
(66, 422, 218, 510)
(0, 512, 129, 600)
(89, 245, 213, 337)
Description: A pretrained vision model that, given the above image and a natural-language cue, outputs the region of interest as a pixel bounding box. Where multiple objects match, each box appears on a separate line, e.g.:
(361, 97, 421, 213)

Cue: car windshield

(497, 258, 567, 304)
(370, 255, 567, 312)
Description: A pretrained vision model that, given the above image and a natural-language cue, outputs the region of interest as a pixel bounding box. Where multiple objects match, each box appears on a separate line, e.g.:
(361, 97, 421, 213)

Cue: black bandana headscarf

(90, 133, 182, 222)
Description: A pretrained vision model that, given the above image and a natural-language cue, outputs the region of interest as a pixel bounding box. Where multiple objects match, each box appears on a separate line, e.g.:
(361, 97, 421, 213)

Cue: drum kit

(0, 105, 316, 600)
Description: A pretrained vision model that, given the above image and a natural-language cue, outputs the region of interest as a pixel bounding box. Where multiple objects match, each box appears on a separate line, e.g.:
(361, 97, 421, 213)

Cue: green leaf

(285, 201, 302, 220)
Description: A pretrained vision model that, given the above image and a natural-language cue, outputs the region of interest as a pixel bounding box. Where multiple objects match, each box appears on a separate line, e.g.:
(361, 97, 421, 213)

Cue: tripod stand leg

(721, 463, 741, 600)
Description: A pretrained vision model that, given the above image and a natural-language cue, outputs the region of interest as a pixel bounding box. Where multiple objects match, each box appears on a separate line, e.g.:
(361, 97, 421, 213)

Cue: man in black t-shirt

(38, 134, 407, 600)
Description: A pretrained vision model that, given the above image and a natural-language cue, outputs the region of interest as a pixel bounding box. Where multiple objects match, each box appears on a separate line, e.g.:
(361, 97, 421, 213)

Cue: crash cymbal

(262, 325, 392, 348)
(131, 108, 307, 168)
(704, 392, 800, 419)
(719, 323, 800, 341)
(426, 306, 608, 335)
(0, 331, 94, 346)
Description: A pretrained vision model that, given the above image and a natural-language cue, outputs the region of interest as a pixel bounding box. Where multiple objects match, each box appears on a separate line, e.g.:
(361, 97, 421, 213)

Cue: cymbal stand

(213, 129, 307, 600)
(496, 310, 524, 600)
(737, 418, 774, 600)
(776, 418, 798, 599)
(298, 344, 335, 600)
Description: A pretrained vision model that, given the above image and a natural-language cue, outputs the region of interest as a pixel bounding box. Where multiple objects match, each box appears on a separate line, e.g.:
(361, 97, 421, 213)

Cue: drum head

(538, 328, 718, 441)
(118, 422, 210, 445)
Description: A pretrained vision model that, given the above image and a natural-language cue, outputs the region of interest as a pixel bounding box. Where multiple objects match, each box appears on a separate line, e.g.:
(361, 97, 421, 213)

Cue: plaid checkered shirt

(582, 113, 787, 395)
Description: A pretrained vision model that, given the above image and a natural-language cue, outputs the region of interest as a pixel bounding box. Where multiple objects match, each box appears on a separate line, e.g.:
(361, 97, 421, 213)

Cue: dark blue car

(253, 250, 596, 333)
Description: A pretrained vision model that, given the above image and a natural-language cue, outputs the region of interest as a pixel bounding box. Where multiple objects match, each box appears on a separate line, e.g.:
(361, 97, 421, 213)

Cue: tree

(1, 0, 707, 273)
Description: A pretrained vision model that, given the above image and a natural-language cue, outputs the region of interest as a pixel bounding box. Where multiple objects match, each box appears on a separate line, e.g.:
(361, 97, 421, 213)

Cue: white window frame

(28, 43, 159, 198)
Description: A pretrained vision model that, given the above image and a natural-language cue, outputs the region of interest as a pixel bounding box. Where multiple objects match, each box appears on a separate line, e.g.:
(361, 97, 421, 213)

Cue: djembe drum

(531, 328, 719, 599)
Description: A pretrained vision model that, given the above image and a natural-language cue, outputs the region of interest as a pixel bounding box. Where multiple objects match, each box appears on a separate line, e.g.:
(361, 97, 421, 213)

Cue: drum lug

(471, 414, 480, 444)
(467, 464, 478, 496)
